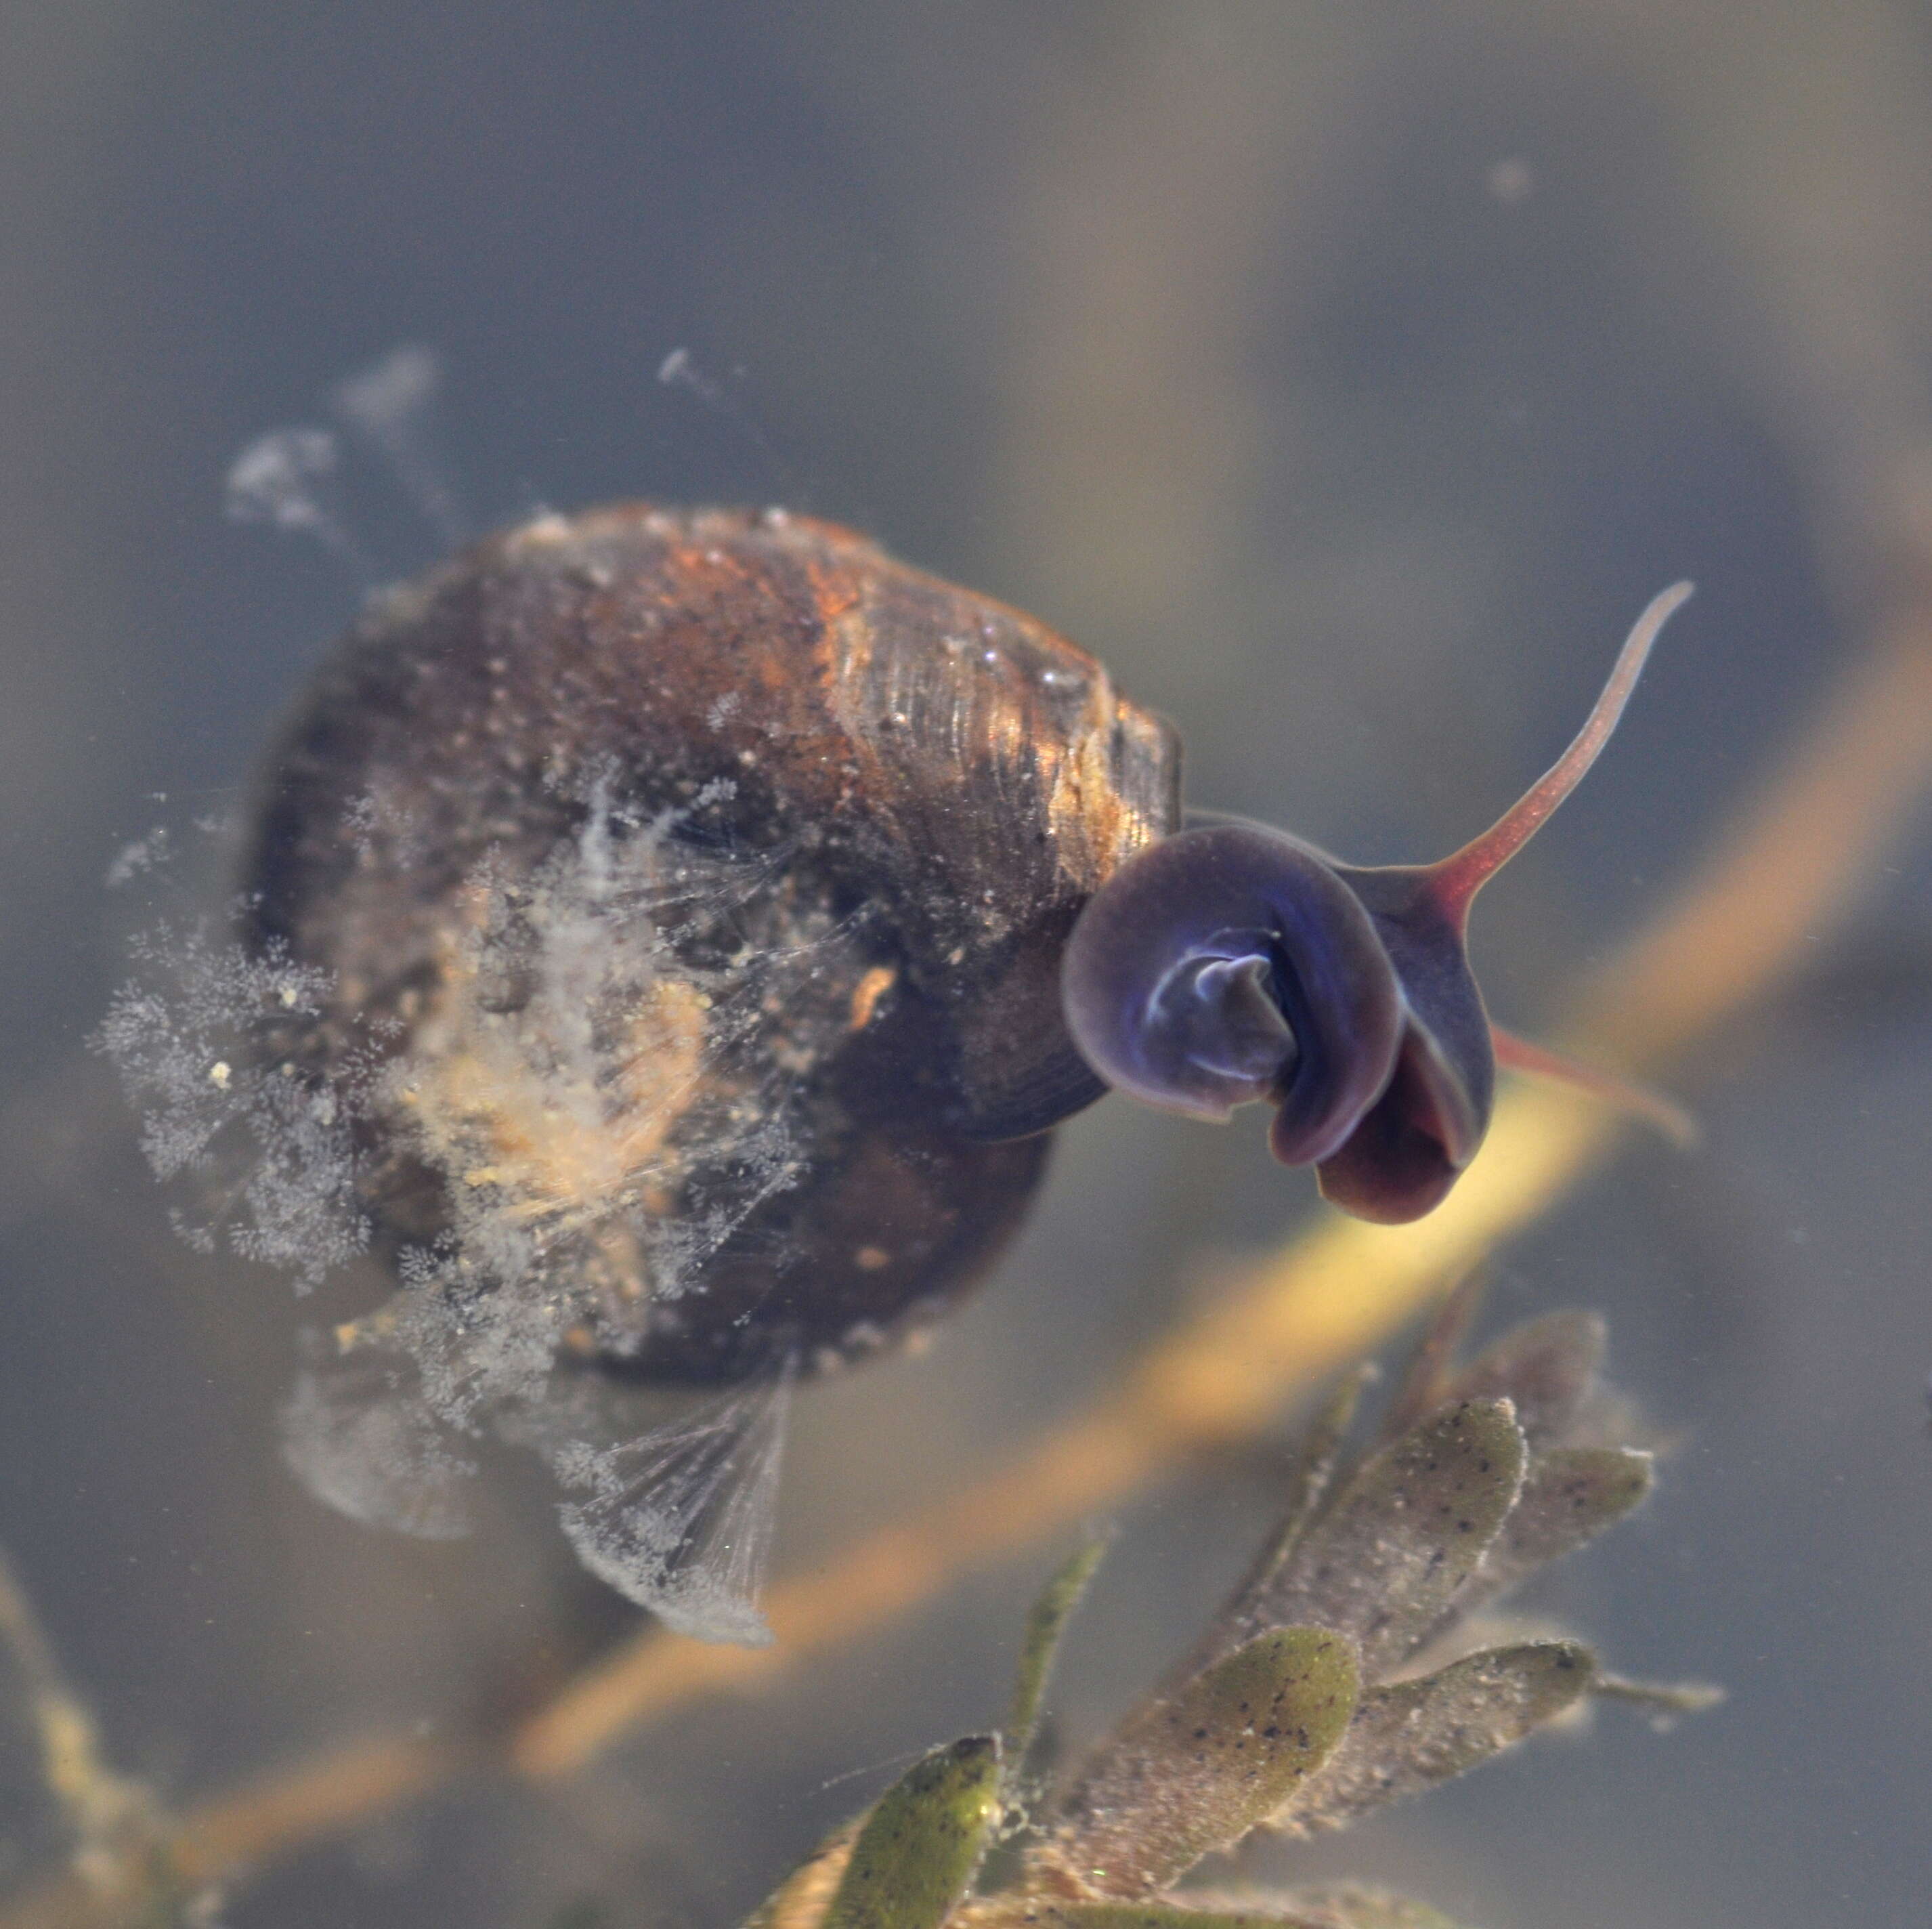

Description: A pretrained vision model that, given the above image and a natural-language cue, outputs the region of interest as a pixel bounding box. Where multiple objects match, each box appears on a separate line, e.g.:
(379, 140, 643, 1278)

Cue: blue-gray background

(1, 5, 1927, 1924)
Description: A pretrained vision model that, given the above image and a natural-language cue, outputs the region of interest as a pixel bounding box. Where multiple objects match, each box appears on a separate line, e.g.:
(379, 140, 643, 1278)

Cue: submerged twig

(513, 583, 1932, 1776)
(0, 1548, 179, 1926)
(3, 564, 1921, 1929)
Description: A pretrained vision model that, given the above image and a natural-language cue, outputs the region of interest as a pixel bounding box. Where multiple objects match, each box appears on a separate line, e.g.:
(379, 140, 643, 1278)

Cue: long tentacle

(1427, 582, 1694, 925)
(1490, 1023, 1700, 1147)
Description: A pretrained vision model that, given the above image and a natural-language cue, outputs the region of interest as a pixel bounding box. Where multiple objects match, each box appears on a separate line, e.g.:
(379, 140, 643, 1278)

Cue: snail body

(245, 501, 1687, 1384)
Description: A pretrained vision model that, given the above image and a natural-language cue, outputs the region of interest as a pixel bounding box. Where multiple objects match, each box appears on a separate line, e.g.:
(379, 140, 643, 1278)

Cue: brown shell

(244, 504, 1181, 1380)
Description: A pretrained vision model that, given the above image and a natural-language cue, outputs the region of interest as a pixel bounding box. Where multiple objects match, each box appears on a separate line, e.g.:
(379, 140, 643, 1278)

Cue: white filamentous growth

(104, 826, 171, 889)
(98, 778, 839, 1640)
(553, 1363, 794, 1645)
(223, 427, 370, 578)
(330, 344, 468, 547)
(94, 924, 370, 1287)
(280, 1349, 477, 1542)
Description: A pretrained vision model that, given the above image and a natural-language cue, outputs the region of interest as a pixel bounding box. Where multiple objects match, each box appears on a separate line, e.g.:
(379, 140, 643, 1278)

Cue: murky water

(3, 7, 1929, 1924)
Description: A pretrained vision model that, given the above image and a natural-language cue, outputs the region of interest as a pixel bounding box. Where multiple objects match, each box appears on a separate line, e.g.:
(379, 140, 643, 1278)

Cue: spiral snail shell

(244, 503, 1180, 1382)
(244, 501, 1686, 1385)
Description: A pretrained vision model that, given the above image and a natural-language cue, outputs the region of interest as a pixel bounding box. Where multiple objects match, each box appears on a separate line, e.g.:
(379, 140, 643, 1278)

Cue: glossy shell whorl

(244, 504, 1181, 1380)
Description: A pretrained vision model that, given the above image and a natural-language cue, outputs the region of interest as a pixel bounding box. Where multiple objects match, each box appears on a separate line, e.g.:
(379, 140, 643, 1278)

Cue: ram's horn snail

(243, 504, 1687, 1382)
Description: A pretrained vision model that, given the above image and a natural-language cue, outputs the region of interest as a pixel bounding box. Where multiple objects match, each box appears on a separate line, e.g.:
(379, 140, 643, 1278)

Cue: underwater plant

(742, 1294, 1714, 1929)
(0, 1292, 1713, 1929)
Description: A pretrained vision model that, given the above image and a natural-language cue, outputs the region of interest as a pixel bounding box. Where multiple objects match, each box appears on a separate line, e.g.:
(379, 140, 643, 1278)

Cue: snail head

(1060, 583, 1694, 1223)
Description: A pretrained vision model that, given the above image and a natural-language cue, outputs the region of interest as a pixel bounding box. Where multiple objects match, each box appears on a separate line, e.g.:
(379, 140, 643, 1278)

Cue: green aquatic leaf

(742, 1815, 861, 1929)
(1457, 1445, 1653, 1615)
(1009, 1534, 1110, 1769)
(1224, 1365, 1377, 1617)
(825, 1735, 1002, 1929)
(1046, 1626, 1358, 1899)
(979, 1892, 1467, 1929)
(1279, 1641, 1595, 1835)
(1442, 1310, 1606, 1448)
(991, 1906, 1332, 1928)
(1231, 1401, 1526, 1677)
(1269, 1887, 1469, 1928)
(1377, 1273, 1486, 1446)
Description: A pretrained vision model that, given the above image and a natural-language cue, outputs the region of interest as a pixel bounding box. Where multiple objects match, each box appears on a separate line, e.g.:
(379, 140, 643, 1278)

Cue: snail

(242, 502, 1689, 1388)
(88, 493, 1692, 1636)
